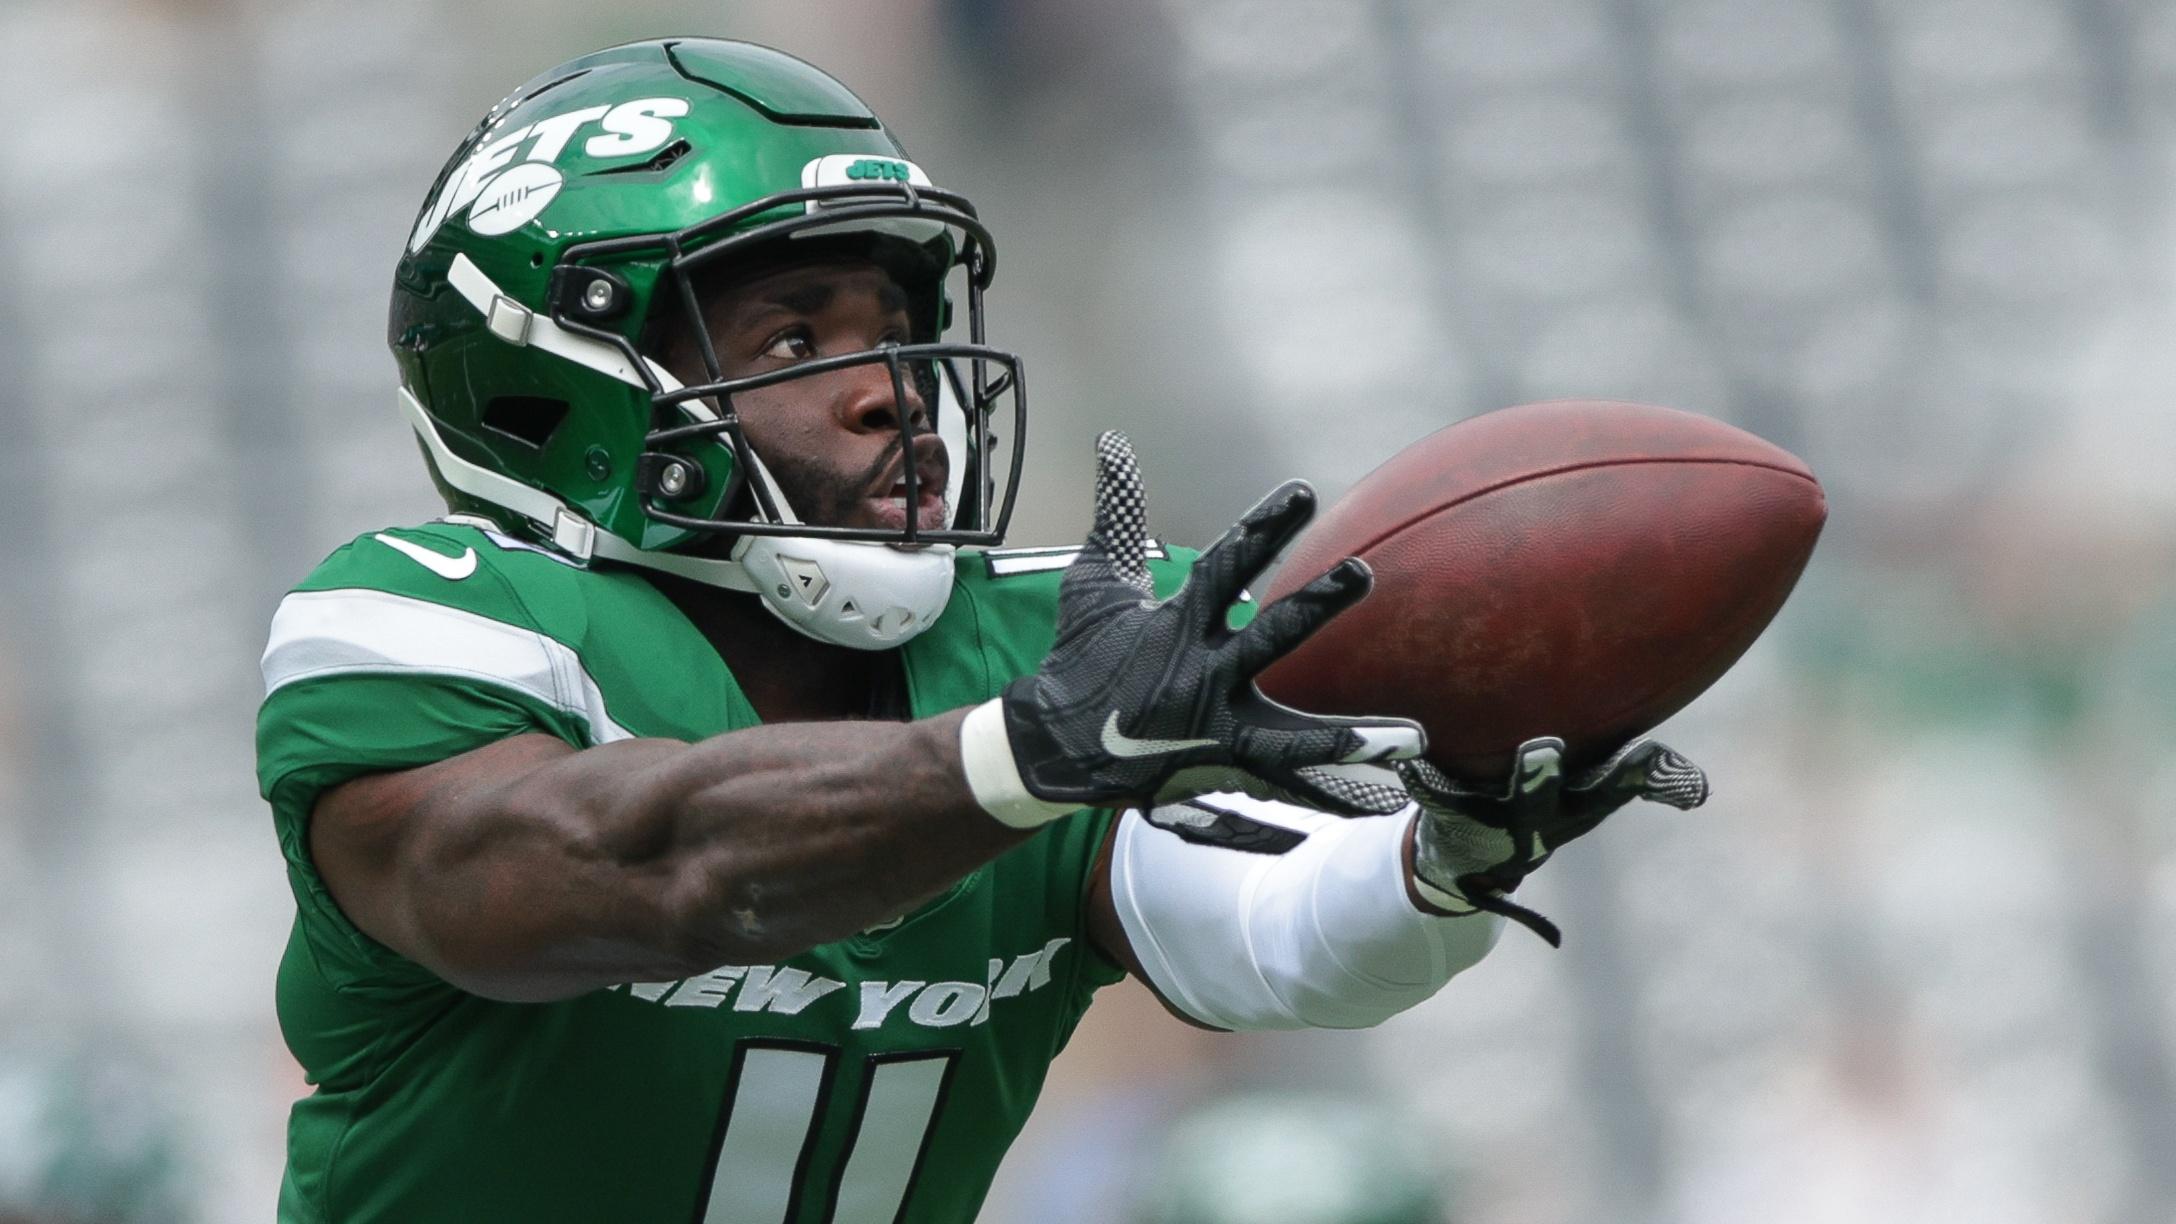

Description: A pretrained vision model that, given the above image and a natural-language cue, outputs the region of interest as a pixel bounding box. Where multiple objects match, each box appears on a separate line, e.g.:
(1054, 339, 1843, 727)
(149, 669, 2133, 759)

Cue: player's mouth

(860, 441, 949, 533)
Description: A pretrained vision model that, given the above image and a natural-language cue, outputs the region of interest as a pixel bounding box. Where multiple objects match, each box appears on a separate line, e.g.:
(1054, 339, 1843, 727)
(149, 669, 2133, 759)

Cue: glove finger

(1642, 744, 1711, 808)
(1184, 480, 1318, 628)
(1149, 766, 1386, 817)
(1329, 718, 1426, 763)
(1505, 737, 1566, 857)
(1222, 722, 1415, 815)
(1054, 527, 1146, 633)
(1247, 763, 1411, 817)
(1089, 431, 1153, 596)
(1397, 755, 1479, 806)
(1510, 737, 1567, 802)
(1572, 738, 1710, 810)
(1054, 435, 1154, 630)
(1289, 763, 1412, 815)
(1234, 676, 1426, 764)
(1401, 738, 1570, 807)
(1221, 556, 1370, 677)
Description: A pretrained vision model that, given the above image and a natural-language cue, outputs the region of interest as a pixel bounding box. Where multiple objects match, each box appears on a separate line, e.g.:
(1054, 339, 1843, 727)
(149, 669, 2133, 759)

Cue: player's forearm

(385, 710, 1029, 1002)
(628, 708, 1030, 967)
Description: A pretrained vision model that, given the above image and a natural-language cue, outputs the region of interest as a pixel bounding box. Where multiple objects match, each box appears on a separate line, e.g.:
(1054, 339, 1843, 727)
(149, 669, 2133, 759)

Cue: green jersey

(256, 519, 1195, 1223)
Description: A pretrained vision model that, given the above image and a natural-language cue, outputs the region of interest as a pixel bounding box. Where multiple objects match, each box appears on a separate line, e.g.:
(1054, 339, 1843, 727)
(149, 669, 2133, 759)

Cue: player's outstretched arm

(1074, 731, 1712, 1029)
(309, 708, 1012, 1003)
(309, 433, 1418, 1005)
(1072, 739, 1712, 1033)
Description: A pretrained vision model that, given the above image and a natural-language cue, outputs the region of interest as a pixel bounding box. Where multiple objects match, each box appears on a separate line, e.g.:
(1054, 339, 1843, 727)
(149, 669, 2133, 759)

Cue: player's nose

(835, 351, 929, 435)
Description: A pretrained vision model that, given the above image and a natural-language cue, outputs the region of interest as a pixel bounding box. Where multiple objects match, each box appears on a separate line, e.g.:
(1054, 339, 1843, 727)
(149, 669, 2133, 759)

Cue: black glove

(1000, 432, 1424, 815)
(1401, 736, 1710, 945)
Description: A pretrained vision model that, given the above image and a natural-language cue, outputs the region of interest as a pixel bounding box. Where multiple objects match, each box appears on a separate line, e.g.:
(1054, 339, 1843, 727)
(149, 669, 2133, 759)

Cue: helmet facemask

(532, 176, 1028, 647)
(551, 178, 1026, 552)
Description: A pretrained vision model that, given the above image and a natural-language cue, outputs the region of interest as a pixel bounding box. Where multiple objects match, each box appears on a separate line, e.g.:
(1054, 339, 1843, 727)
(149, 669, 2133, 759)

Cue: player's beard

(760, 445, 869, 528)
(759, 439, 947, 533)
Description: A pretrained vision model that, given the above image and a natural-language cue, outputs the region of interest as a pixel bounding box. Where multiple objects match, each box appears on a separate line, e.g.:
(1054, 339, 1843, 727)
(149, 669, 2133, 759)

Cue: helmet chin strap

(418, 254, 958, 649)
(395, 384, 762, 591)
(666, 390, 960, 650)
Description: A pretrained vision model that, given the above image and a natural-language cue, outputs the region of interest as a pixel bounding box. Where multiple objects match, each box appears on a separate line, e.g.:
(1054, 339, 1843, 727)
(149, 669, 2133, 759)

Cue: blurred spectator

(0, 1040, 189, 1224)
(1128, 1090, 1449, 1224)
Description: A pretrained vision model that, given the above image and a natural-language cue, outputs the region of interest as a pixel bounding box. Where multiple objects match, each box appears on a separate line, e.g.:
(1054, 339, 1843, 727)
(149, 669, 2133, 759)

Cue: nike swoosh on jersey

(375, 533, 479, 580)
(1100, 711, 1217, 758)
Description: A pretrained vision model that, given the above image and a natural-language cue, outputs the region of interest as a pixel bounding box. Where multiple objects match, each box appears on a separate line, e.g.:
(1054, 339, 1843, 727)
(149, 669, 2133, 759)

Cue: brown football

(1254, 400, 1826, 780)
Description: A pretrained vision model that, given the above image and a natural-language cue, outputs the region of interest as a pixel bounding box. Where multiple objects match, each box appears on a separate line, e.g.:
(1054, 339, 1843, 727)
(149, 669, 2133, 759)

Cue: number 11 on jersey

(697, 1042, 958, 1223)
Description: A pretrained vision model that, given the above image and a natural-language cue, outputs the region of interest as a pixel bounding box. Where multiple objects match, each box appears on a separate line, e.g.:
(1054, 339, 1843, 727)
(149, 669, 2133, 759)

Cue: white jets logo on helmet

(409, 97, 692, 253)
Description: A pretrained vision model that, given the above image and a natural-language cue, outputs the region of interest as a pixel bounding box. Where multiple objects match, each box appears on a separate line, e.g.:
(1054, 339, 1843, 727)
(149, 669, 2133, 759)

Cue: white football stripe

(261, 587, 634, 744)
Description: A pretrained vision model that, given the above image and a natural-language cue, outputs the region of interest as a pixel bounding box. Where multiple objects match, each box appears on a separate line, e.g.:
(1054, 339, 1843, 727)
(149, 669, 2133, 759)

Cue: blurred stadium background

(1, 0, 2172, 1220)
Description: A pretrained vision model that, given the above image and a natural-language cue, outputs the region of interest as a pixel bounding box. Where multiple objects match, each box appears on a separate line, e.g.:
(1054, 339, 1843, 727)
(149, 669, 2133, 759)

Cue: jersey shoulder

(257, 519, 652, 799)
(263, 515, 714, 714)
(284, 517, 600, 640)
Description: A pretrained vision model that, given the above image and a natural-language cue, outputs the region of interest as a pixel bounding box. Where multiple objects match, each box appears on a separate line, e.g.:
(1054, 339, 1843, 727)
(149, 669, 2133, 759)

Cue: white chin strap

(411, 253, 958, 651)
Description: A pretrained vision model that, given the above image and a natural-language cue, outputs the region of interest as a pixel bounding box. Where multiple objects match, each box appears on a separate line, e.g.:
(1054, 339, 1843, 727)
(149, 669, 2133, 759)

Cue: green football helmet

(389, 39, 1025, 648)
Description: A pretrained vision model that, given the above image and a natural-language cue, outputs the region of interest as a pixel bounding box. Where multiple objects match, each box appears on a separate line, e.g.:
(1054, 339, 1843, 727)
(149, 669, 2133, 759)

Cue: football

(1254, 400, 1827, 780)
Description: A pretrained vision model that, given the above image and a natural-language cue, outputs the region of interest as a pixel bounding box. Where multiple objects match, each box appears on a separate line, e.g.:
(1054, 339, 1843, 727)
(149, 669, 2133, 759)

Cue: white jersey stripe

(260, 587, 634, 744)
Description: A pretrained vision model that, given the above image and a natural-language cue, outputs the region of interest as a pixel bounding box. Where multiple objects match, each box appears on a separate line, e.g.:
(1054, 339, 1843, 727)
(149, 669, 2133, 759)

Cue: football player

(256, 39, 1706, 1223)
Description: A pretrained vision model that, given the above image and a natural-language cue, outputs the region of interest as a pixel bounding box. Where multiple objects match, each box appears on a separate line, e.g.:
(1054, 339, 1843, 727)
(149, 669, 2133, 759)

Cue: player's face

(665, 260, 948, 533)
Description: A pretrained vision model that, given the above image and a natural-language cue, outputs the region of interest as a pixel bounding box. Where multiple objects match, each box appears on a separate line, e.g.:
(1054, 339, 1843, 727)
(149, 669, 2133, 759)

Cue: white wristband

(958, 699, 1080, 829)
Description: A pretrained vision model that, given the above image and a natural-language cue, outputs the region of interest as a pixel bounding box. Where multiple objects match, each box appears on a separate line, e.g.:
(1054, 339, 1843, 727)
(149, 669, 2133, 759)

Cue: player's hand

(997, 432, 1424, 816)
(1400, 737, 1709, 945)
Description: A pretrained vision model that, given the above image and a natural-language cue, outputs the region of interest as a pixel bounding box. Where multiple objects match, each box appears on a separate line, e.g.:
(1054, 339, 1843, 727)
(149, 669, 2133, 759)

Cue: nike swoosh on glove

(1401, 736, 1709, 945)
(995, 432, 1424, 816)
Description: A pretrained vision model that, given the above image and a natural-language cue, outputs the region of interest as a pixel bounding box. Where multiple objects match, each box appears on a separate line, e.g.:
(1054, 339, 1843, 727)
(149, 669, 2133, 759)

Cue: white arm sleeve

(1109, 792, 1505, 1031)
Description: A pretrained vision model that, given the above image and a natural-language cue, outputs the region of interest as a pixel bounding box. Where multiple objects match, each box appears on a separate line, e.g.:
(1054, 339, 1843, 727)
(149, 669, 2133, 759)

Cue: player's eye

(761, 327, 817, 361)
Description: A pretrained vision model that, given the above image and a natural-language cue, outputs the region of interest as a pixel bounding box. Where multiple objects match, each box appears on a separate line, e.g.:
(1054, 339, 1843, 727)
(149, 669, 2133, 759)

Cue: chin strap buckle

(484, 294, 534, 345)
(551, 509, 596, 561)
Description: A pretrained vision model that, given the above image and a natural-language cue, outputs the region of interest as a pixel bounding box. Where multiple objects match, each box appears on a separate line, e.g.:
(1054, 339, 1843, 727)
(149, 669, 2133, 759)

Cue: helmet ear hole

(481, 396, 572, 449)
